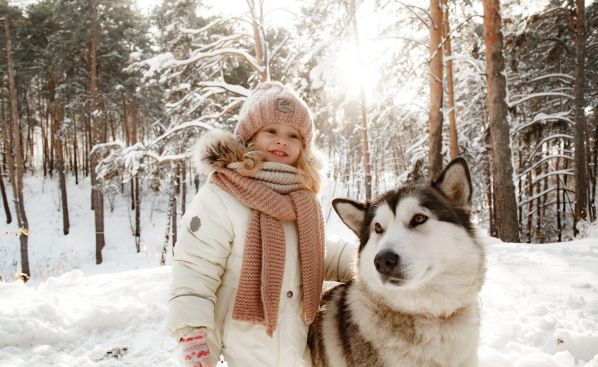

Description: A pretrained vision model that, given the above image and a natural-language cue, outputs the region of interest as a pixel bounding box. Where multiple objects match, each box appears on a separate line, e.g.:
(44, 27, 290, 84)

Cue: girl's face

(252, 122, 302, 166)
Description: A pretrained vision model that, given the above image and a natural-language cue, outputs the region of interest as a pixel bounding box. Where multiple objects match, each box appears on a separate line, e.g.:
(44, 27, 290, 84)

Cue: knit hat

(234, 82, 313, 148)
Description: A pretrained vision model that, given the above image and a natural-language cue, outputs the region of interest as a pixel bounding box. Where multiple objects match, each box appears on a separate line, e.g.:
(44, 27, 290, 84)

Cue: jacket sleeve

(167, 183, 233, 338)
(324, 238, 357, 282)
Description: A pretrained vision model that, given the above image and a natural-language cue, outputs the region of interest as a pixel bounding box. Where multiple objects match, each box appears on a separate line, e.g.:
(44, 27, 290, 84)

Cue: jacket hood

(193, 129, 326, 176)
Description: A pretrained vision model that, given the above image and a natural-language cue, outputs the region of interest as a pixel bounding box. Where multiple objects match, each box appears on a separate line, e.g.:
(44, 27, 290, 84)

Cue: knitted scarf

(211, 162, 325, 336)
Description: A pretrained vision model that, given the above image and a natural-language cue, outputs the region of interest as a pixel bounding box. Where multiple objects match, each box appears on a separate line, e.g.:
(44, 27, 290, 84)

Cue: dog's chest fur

(350, 284, 479, 367)
(311, 282, 480, 367)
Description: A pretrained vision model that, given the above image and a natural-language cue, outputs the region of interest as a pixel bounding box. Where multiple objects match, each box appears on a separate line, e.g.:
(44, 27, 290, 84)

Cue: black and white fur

(308, 158, 485, 367)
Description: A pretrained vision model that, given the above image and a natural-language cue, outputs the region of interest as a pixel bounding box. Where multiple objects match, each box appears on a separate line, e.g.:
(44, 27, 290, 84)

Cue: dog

(308, 158, 485, 367)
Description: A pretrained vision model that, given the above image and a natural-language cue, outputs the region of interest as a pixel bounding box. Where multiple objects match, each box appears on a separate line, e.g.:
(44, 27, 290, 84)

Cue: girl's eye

(266, 129, 276, 134)
(374, 222, 384, 234)
(289, 134, 299, 140)
(410, 214, 428, 227)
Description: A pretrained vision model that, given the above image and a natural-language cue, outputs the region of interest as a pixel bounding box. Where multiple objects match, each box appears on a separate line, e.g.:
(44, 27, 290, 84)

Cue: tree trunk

(171, 169, 178, 254)
(134, 175, 141, 252)
(161, 176, 176, 266)
(484, 155, 495, 236)
(54, 103, 70, 235)
(556, 153, 562, 242)
(249, 0, 269, 82)
(590, 113, 597, 221)
(5, 19, 30, 279)
(573, 0, 588, 234)
(482, 0, 520, 242)
(49, 72, 70, 235)
(73, 115, 79, 184)
(351, 0, 372, 200)
(0, 165, 11, 223)
(41, 105, 49, 177)
(122, 94, 129, 146)
(428, 0, 444, 179)
(442, 0, 458, 160)
(181, 160, 187, 215)
(90, 0, 105, 264)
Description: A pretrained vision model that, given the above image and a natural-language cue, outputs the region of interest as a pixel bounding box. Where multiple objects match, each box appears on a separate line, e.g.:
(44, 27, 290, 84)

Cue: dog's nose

(374, 250, 400, 275)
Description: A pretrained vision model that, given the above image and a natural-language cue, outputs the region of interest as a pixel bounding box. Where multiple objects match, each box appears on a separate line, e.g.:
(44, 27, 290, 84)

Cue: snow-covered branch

(523, 133, 573, 161)
(193, 33, 252, 53)
(508, 92, 574, 108)
(90, 141, 124, 156)
(517, 177, 574, 207)
(517, 154, 573, 178)
(144, 151, 192, 164)
(529, 73, 574, 83)
(167, 48, 265, 74)
(513, 112, 574, 134)
(198, 81, 251, 96)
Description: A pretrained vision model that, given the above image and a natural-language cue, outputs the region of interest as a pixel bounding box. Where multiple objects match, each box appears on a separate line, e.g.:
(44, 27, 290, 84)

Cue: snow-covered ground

(1, 176, 597, 366)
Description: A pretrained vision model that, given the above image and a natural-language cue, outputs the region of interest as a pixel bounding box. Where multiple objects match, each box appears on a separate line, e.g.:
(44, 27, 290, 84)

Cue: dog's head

(333, 158, 485, 307)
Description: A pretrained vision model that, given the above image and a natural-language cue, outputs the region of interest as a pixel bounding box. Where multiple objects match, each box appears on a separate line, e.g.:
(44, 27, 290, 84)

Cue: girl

(167, 82, 355, 367)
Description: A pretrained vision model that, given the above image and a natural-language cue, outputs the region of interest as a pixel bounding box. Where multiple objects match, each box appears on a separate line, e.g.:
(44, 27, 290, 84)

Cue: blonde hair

(236, 143, 322, 194)
(296, 148, 322, 193)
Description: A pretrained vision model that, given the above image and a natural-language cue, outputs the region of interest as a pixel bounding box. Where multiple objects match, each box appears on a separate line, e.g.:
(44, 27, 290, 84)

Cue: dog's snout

(374, 250, 400, 275)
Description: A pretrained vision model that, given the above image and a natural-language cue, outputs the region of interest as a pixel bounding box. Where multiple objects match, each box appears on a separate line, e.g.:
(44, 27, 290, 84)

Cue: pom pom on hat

(234, 81, 313, 148)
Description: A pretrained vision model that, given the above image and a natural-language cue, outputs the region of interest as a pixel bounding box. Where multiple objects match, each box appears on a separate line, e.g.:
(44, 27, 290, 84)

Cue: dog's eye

(374, 222, 384, 234)
(410, 214, 428, 227)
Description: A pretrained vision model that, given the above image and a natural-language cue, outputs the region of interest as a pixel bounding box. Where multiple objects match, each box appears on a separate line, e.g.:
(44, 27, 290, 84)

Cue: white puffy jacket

(167, 182, 355, 367)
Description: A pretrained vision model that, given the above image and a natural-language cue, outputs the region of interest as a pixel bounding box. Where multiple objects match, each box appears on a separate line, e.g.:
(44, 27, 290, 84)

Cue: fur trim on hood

(193, 129, 326, 177)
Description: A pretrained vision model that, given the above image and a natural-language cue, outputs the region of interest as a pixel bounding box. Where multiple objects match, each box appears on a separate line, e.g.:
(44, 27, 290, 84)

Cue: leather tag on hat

(276, 97, 295, 113)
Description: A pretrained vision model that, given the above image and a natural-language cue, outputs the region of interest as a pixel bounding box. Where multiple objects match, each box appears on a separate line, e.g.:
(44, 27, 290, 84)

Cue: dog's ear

(332, 198, 367, 236)
(432, 157, 472, 210)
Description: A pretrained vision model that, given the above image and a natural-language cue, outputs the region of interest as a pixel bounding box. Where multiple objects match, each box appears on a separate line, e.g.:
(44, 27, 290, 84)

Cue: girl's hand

(179, 328, 212, 367)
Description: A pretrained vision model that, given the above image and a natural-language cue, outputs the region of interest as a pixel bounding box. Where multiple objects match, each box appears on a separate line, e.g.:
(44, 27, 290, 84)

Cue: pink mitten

(179, 328, 212, 367)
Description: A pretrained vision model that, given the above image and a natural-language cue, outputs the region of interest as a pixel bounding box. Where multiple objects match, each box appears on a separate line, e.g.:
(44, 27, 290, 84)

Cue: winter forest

(0, 0, 597, 365)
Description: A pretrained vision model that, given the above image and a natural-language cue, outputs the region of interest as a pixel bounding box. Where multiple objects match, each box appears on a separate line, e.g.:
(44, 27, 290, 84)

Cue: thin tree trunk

(517, 142, 523, 232)
(351, 0, 372, 200)
(49, 73, 70, 235)
(54, 103, 70, 235)
(161, 177, 176, 266)
(0, 165, 11, 223)
(573, 0, 588, 234)
(428, 0, 444, 179)
(122, 94, 129, 146)
(563, 140, 570, 233)
(181, 160, 187, 215)
(134, 175, 141, 252)
(84, 117, 90, 178)
(172, 168, 179, 253)
(90, 0, 105, 264)
(42, 114, 48, 176)
(590, 113, 598, 221)
(248, 0, 269, 82)
(442, 0, 458, 160)
(73, 115, 79, 184)
(484, 155, 495, 236)
(482, 0, 520, 242)
(556, 152, 562, 242)
(4, 18, 30, 279)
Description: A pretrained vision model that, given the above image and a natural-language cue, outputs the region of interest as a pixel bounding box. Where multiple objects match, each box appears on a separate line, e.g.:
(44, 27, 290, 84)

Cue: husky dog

(308, 158, 485, 367)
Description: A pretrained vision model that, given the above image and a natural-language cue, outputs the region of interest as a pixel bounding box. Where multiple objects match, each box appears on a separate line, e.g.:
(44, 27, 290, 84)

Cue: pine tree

(483, 0, 520, 242)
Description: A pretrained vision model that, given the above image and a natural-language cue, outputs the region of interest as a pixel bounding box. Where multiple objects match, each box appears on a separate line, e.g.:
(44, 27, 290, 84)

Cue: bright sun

(334, 42, 380, 100)
(331, 1, 382, 101)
